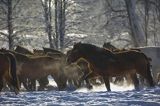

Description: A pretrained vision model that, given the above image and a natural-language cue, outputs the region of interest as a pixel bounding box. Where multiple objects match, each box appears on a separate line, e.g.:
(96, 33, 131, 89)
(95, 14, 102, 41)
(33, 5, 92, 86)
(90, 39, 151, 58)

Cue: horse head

(66, 42, 83, 64)
(64, 63, 84, 82)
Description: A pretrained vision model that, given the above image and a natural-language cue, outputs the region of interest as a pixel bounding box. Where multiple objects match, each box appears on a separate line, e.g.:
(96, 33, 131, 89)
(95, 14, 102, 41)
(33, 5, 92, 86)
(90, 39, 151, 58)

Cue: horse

(0, 49, 67, 91)
(0, 52, 19, 94)
(103, 42, 160, 85)
(103, 42, 136, 85)
(67, 42, 154, 91)
(19, 54, 84, 90)
(15, 46, 49, 91)
(0, 49, 35, 91)
(19, 56, 68, 90)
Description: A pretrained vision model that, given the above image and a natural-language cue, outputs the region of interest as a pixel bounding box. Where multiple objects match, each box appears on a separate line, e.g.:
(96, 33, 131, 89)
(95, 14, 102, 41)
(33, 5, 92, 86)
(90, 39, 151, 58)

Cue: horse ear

(73, 42, 81, 45)
(106, 42, 111, 45)
(73, 42, 81, 48)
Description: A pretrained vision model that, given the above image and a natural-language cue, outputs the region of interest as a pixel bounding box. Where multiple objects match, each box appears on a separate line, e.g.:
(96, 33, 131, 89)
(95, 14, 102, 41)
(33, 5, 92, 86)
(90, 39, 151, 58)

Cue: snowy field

(0, 79, 160, 106)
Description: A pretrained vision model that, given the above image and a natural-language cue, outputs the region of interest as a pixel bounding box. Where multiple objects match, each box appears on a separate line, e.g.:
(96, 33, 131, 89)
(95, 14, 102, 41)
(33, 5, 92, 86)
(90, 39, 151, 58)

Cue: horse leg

(138, 75, 145, 87)
(103, 76, 111, 91)
(38, 77, 49, 91)
(31, 80, 36, 91)
(82, 74, 93, 89)
(51, 74, 67, 91)
(140, 69, 155, 87)
(0, 78, 3, 92)
(130, 74, 139, 90)
(19, 77, 29, 91)
(85, 79, 93, 89)
(146, 69, 155, 87)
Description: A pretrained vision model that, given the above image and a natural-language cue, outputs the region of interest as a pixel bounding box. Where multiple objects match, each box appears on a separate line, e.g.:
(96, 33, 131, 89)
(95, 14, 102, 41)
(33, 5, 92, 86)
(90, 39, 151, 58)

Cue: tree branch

(106, 0, 126, 12)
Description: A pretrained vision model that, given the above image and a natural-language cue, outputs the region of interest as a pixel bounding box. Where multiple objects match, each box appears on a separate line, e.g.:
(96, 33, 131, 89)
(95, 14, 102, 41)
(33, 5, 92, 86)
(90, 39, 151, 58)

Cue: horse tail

(6, 52, 20, 93)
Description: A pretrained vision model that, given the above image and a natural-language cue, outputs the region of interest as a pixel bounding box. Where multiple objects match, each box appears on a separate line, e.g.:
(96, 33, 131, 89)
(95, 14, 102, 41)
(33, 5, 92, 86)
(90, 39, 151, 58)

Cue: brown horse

(67, 42, 155, 91)
(1, 49, 35, 91)
(20, 56, 67, 90)
(0, 49, 67, 91)
(0, 52, 19, 94)
(15, 46, 49, 91)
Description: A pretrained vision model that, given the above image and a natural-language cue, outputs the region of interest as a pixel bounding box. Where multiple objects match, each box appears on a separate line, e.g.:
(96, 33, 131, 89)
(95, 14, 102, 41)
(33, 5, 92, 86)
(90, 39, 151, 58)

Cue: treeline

(0, 0, 160, 50)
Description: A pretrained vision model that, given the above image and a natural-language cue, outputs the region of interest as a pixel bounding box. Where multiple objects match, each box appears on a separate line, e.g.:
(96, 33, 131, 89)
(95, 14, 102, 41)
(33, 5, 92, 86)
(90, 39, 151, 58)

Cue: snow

(1, 79, 160, 106)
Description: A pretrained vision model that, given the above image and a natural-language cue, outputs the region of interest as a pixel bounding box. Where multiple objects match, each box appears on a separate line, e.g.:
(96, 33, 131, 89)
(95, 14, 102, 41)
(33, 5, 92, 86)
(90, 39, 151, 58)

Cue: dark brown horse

(103, 42, 152, 86)
(67, 42, 155, 91)
(108, 44, 160, 85)
(103, 43, 155, 88)
(0, 52, 19, 94)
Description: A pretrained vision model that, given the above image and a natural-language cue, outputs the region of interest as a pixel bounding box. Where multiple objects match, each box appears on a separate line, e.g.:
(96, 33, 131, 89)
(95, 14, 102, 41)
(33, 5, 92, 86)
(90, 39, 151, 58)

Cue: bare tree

(54, 0, 66, 50)
(125, 0, 146, 47)
(41, 0, 54, 48)
(0, 0, 21, 49)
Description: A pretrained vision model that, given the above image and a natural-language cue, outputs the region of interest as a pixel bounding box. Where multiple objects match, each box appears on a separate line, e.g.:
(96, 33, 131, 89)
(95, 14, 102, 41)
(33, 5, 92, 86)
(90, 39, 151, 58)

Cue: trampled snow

(0, 79, 160, 106)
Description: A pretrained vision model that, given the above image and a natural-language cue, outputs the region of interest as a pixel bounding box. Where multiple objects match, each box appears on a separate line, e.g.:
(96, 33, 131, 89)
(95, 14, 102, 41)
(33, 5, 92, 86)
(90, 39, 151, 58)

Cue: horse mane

(74, 42, 113, 56)
(15, 45, 33, 55)
(33, 49, 44, 53)
(43, 47, 64, 55)
(47, 52, 65, 57)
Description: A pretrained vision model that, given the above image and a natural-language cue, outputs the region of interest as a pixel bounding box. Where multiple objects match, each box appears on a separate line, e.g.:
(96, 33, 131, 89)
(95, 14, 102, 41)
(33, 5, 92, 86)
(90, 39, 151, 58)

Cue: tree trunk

(7, 0, 14, 50)
(125, 0, 146, 47)
(55, 0, 59, 49)
(144, 0, 149, 45)
(59, 0, 66, 50)
(42, 0, 54, 48)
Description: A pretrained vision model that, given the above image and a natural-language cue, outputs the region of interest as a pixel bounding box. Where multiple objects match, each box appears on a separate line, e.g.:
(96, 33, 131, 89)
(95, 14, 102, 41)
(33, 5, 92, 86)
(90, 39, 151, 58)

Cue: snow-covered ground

(0, 79, 160, 106)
